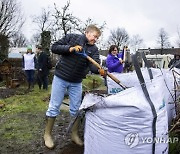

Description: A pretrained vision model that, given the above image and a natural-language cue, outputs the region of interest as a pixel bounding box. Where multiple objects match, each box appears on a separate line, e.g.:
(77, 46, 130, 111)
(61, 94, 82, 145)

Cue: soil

(0, 87, 28, 99)
(0, 87, 84, 154)
(42, 113, 85, 154)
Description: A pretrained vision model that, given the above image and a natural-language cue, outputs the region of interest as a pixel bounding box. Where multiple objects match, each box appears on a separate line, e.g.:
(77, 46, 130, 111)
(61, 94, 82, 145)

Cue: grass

(0, 86, 50, 147)
(82, 74, 104, 90)
(0, 74, 104, 153)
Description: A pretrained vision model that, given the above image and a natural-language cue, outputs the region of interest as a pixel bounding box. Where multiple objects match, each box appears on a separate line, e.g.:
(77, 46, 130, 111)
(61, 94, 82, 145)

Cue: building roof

(8, 52, 23, 58)
(138, 48, 180, 55)
(8, 47, 27, 59)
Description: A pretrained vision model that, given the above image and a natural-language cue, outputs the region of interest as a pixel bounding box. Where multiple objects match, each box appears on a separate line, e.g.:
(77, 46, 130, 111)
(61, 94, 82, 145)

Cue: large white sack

(82, 75, 168, 154)
(107, 68, 177, 126)
(107, 68, 164, 94)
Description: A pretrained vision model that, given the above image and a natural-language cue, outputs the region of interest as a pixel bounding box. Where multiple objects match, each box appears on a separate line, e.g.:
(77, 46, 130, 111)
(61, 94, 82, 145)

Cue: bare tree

(75, 18, 106, 49)
(10, 32, 28, 47)
(0, 34, 9, 60)
(30, 33, 41, 45)
(107, 27, 129, 49)
(0, 0, 24, 37)
(157, 28, 171, 48)
(129, 34, 144, 52)
(32, 7, 53, 33)
(52, 1, 81, 37)
(77, 18, 106, 34)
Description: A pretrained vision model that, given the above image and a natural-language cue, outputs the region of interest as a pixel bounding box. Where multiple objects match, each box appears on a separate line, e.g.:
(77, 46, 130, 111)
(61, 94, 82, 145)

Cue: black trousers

(37, 72, 48, 90)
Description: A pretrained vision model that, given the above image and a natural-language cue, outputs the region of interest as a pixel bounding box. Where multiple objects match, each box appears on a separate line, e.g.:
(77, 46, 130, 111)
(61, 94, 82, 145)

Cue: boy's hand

(69, 45, 82, 52)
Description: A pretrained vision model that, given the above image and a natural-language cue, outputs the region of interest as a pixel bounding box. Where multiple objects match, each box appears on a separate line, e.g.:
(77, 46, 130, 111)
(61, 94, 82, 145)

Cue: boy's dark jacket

(51, 34, 100, 83)
(37, 51, 49, 76)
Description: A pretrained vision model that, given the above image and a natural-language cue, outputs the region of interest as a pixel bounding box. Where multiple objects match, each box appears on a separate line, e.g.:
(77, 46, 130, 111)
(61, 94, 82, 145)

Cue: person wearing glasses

(43, 24, 105, 149)
(106, 45, 124, 73)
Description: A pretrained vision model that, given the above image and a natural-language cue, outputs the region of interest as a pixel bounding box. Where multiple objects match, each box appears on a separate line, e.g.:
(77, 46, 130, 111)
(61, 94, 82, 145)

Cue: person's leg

(42, 75, 48, 90)
(27, 70, 34, 89)
(46, 76, 68, 117)
(44, 76, 68, 149)
(25, 70, 31, 89)
(30, 70, 35, 88)
(68, 82, 83, 146)
(41, 75, 45, 89)
(44, 116, 56, 149)
(68, 82, 82, 116)
(36, 73, 42, 89)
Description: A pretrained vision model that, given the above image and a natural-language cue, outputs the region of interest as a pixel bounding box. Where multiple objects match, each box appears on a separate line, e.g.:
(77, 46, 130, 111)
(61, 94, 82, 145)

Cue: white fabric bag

(107, 68, 178, 127)
(81, 69, 169, 154)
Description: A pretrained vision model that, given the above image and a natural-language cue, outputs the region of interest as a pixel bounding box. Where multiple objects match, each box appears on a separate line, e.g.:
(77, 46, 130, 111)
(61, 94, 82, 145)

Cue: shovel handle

(86, 56, 127, 90)
(106, 72, 127, 89)
(86, 56, 101, 69)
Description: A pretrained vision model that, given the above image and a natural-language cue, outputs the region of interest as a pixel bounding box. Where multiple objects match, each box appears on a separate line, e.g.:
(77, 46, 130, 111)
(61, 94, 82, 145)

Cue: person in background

(22, 46, 36, 90)
(36, 45, 49, 90)
(168, 54, 180, 69)
(43, 24, 105, 149)
(106, 45, 124, 73)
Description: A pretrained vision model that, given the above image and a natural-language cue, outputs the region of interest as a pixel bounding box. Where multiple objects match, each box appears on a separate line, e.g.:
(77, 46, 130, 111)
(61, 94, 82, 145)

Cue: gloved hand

(119, 58, 124, 64)
(98, 68, 107, 77)
(69, 45, 82, 52)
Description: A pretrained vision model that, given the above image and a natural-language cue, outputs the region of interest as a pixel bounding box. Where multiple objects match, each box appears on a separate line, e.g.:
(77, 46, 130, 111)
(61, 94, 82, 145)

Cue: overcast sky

(20, 0, 180, 49)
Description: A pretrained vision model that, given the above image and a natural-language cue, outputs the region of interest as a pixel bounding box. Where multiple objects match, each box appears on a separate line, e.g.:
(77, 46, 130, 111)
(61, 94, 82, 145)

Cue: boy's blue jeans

(46, 75, 82, 117)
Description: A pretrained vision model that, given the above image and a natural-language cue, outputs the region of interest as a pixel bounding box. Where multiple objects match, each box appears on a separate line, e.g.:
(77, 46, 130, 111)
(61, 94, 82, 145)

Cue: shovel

(76, 50, 127, 90)
(61, 50, 127, 145)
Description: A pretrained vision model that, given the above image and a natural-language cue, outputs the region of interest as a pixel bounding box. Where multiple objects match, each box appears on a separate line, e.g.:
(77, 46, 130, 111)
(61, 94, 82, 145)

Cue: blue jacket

(106, 52, 124, 73)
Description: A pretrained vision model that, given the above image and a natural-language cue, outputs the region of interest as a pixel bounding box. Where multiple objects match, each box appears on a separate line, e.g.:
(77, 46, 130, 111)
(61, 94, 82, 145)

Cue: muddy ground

(0, 87, 84, 154)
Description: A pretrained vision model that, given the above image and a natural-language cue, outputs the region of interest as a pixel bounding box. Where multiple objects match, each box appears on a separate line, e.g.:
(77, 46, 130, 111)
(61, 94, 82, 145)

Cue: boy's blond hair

(85, 24, 101, 36)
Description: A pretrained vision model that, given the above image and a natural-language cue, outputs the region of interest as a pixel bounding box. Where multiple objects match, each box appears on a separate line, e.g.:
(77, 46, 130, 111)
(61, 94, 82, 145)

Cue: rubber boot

(44, 117, 55, 149)
(71, 117, 84, 146)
